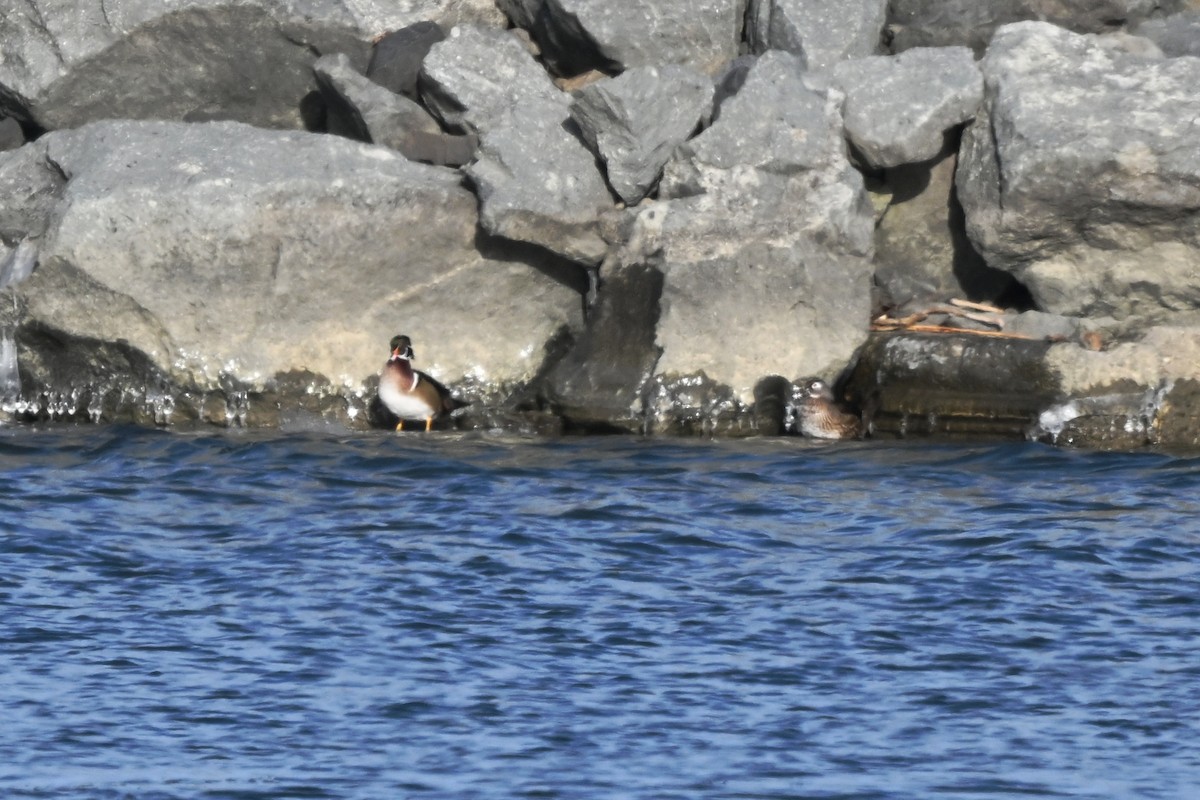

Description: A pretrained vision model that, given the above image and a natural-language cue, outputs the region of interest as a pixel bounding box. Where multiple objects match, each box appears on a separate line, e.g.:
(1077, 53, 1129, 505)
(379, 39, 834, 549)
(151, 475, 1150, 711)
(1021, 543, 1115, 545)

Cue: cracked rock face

(956, 22, 1200, 322)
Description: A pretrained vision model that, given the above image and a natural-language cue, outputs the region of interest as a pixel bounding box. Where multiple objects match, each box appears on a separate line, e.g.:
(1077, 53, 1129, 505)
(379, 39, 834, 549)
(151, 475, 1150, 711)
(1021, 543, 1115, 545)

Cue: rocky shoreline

(1, 0, 1199, 448)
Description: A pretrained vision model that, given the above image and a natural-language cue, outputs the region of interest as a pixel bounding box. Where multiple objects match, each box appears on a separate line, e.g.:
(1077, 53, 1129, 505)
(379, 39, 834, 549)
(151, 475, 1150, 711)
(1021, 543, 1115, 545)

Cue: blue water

(1, 427, 1198, 800)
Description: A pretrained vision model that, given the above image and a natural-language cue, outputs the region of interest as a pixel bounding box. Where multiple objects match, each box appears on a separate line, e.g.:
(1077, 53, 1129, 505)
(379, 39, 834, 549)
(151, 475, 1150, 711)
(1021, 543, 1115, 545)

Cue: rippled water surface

(2, 427, 1199, 799)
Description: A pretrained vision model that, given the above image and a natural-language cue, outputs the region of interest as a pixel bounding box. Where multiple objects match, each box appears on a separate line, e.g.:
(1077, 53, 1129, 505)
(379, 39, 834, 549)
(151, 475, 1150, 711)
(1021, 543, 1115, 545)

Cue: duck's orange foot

(424, 417, 433, 432)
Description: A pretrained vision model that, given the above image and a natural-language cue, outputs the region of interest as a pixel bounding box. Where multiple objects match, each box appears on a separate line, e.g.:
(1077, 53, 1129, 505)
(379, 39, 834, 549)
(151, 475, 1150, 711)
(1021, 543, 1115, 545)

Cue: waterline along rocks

(1, 0, 1199, 448)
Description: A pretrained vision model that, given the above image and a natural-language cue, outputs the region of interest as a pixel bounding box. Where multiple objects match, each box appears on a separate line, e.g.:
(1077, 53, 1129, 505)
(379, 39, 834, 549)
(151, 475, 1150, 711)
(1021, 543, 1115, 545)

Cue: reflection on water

(1, 428, 1198, 799)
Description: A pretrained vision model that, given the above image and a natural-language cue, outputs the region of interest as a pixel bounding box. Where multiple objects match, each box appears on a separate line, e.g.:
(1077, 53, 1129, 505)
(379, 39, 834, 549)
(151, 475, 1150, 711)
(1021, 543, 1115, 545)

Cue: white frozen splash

(0, 239, 38, 291)
(0, 331, 20, 404)
(1033, 400, 1081, 444)
(1031, 380, 1176, 445)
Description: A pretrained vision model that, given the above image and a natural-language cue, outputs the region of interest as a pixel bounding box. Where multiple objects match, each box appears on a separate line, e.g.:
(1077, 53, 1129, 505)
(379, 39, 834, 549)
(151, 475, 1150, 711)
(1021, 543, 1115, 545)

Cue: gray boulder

(0, 121, 583, 425)
(420, 25, 565, 132)
(532, 0, 743, 76)
(747, 0, 888, 69)
(467, 120, 613, 265)
(1133, 11, 1200, 58)
(886, 0, 1192, 54)
(0, 0, 366, 130)
(830, 46, 983, 168)
(625, 52, 874, 408)
(662, 52, 874, 256)
(569, 65, 715, 205)
(313, 53, 477, 166)
(957, 22, 1200, 321)
(0, 1, 509, 132)
(423, 26, 613, 264)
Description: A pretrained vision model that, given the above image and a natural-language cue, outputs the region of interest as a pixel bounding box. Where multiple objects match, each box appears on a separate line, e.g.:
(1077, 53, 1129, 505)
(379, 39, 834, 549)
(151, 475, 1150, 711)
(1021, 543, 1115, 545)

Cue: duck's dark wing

(417, 370, 471, 413)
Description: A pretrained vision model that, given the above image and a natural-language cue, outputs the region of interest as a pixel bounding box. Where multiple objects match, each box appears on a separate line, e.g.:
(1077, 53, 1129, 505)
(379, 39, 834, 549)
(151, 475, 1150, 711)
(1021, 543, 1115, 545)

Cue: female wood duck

(787, 377, 862, 440)
(378, 334, 468, 431)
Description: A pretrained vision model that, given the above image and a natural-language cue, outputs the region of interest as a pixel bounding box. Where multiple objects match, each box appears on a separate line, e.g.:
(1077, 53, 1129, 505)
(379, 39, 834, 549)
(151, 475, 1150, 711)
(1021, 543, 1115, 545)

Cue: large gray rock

(0, 121, 582, 424)
(420, 25, 565, 132)
(886, 0, 1192, 54)
(0, 1, 360, 130)
(532, 0, 743, 76)
(747, 0, 888, 69)
(313, 53, 477, 166)
(467, 119, 614, 265)
(957, 22, 1200, 321)
(662, 52, 874, 255)
(423, 26, 613, 264)
(569, 65, 715, 205)
(625, 52, 874, 406)
(830, 46, 983, 168)
(0, 1, 507, 131)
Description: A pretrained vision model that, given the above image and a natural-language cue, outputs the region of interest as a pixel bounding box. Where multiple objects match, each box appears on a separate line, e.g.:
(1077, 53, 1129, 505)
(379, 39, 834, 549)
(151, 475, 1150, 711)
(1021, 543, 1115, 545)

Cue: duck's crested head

(806, 376, 835, 398)
(797, 377, 833, 401)
(389, 334, 415, 360)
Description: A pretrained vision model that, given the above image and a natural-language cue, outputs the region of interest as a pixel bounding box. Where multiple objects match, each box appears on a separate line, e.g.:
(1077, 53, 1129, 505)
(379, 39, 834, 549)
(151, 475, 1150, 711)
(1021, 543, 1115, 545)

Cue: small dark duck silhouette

(378, 334, 468, 431)
(787, 377, 862, 440)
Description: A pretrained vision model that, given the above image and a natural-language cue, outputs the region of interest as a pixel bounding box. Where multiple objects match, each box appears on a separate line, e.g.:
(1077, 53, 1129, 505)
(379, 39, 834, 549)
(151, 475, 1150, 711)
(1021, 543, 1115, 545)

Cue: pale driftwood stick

(949, 298, 1006, 314)
(869, 323, 1036, 340)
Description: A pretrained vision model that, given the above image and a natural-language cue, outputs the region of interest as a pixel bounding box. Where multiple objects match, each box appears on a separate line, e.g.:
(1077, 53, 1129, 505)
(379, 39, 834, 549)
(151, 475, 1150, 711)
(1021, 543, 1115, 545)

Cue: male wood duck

(787, 377, 862, 440)
(378, 334, 468, 431)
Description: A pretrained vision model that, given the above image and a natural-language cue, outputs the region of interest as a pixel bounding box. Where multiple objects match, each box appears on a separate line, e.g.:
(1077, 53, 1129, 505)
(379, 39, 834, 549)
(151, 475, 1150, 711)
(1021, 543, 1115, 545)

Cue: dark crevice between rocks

(753, 375, 791, 436)
(532, 261, 665, 434)
(530, 2, 622, 79)
(298, 90, 328, 132)
(946, 165, 1034, 310)
(473, 228, 591, 304)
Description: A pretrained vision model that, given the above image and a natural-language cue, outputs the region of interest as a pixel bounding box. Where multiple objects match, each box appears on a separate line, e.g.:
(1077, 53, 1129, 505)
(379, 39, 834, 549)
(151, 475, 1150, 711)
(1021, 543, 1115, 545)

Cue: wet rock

(1031, 327, 1200, 447)
(830, 46, 983, 169)
(846, 325, 1200, 448)
(1133, 11, 1200, 58)
(957, 22, 1200, 322)
(569, 65, 714, 205)
(746, 0, 888, 69)
(530, 0, 743, 76)
(536, 259, 663, 433)
(366, 22, 446, 99)
(618, 53, 874, 407)
(423, 26, 613, 264)
(313, 53, 477, 166)
(886, 0, 1191, 54)
(845, 332, 1059, 438)
(1, 121, 582, 426)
